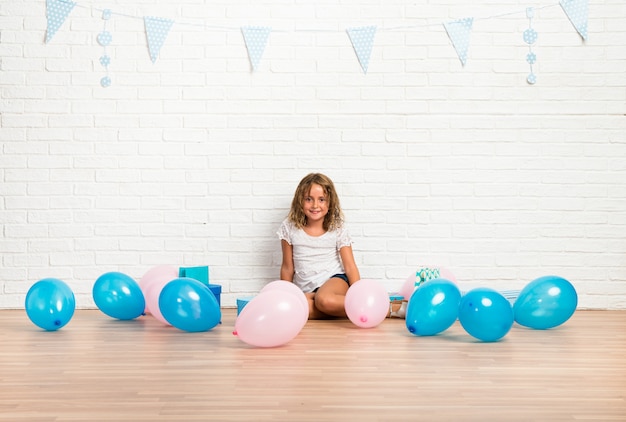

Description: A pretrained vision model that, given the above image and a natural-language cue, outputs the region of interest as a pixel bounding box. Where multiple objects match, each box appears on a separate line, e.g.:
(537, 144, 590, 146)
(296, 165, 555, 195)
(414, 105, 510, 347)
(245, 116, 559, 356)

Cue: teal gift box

(236, 296, 254, 315)
(179, 266, 221, 307)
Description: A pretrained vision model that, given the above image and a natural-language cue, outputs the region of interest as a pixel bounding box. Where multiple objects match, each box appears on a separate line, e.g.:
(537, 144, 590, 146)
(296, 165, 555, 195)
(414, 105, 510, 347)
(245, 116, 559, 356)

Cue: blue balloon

(459, 288, 514, 342)
(514, 275, 577, 329)
(93, 272, 145, 320)
(158, 278, 221, 332)
(405, 278, 461, 336)
(25, 278, 75, 331)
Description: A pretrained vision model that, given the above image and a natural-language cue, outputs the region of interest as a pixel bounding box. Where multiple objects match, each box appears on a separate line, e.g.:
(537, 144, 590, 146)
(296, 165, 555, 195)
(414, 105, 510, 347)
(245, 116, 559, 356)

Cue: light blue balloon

(159, 278, 221, 332)
(459, 288, 514, 342)
(25, 278, 75, 331)
(514, 275, 577, 329)
(93, 272, 145, 320)
(405, 278, 461, 336)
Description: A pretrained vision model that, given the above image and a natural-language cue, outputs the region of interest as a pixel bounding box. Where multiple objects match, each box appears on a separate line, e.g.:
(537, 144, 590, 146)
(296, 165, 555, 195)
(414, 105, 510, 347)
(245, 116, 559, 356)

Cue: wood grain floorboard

(0, 309, 624, 421)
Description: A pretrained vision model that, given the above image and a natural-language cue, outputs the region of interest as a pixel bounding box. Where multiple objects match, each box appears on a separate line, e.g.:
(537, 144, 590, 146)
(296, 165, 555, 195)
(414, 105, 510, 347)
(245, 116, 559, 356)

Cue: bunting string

(45, 0, 588, 86)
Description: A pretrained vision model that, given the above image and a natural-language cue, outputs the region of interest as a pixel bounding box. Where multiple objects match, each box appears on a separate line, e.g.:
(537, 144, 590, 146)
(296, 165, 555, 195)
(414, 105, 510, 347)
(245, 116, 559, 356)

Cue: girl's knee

(314, 293, 343, 315)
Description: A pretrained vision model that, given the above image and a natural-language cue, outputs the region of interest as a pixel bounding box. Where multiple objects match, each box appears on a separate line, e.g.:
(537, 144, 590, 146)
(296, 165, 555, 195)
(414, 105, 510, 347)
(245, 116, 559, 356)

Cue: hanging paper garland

(443, 17, 474, 67)
(45, 0, 76, 43)
(41, 0, 589, 86)
(346, 26, 377, 74)
(144, 16, 174, 63)
(524, 7, 538, 85)
(97, 9, 113, 88)
(560, 0, 588, 41)
(241, 26, 272, 72)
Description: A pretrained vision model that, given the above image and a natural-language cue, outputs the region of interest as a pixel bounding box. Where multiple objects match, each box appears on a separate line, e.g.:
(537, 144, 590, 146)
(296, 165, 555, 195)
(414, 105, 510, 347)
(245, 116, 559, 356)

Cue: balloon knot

(360, 316, 368, 323)
(232, 331, 238, 336)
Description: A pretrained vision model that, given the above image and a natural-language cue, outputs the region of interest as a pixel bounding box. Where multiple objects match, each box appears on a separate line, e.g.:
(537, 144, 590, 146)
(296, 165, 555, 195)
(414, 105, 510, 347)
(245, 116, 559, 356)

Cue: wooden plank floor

(0, 309, 624, 421)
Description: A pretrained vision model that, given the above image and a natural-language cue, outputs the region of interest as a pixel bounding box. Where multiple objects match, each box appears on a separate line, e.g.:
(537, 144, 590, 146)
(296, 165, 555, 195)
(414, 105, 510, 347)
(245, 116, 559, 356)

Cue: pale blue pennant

(144, 16, 174, 63)
(346, 26, 377, 74)
(443, 17, 474, 66)
(241, 26, 272, 72)
(560, 0, 588, 41)
(45, 0, 76, 43)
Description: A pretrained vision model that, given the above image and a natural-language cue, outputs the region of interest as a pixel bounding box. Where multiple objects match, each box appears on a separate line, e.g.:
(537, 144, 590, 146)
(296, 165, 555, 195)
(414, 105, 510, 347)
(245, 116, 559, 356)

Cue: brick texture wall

(1, 0, 625, 309)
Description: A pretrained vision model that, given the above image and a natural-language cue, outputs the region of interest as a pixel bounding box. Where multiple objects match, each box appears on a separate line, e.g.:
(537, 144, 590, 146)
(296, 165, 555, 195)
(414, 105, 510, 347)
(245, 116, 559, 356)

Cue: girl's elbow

(346, 268, 361, 284)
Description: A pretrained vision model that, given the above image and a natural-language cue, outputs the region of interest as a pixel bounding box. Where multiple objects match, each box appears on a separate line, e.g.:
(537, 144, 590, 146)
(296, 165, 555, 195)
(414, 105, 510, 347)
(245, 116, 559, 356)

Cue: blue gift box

(236, 296, 254, 315)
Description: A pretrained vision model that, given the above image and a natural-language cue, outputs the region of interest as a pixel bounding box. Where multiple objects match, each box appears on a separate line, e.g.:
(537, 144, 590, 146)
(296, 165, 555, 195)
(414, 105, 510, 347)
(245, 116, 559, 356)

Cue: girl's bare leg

(310, 277, 350, 318)
(305, 292, 328, 320)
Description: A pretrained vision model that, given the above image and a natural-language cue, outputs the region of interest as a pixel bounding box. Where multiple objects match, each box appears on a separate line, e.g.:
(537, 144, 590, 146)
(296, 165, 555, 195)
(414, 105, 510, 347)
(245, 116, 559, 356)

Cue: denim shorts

(313, 273, 349, 292)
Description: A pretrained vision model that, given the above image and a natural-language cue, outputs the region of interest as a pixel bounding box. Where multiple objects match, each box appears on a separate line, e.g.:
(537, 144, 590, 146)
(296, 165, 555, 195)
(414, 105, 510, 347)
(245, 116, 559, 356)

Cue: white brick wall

(1, 0, 625, 309)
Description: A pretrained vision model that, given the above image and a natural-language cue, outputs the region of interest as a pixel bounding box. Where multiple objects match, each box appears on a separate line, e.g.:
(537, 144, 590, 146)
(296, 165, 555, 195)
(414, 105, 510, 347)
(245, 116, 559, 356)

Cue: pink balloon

(344, 279, 389, 328)
(399, 267, 457, 300)
(399, 273, 416, 301)
(439, 268, 457, 283)
(144, 278, 173, 326)
(140, 265, 178, 292)
(234, 290, 306, 348)
(139, 265, 178, 316)
(260, 280, 308, 324)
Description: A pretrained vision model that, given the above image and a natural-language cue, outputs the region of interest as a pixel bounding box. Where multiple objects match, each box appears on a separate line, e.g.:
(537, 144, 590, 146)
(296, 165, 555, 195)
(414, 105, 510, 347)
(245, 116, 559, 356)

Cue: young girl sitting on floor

(277, 173, 405, 320)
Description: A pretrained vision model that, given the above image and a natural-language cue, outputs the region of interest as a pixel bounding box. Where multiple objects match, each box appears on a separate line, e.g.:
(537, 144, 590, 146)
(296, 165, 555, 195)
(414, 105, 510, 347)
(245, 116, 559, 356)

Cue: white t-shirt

(277, 219, 353, 293)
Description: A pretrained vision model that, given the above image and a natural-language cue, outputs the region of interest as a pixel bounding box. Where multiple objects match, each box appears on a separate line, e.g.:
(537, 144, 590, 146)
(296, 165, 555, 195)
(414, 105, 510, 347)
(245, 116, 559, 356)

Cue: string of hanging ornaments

(44, 0, 589, 87)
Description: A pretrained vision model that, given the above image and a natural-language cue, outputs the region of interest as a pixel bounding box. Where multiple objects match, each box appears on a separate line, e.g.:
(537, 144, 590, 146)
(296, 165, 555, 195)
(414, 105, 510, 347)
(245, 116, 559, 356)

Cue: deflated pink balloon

(345, 279, 389, 328)
(234, 290, 306, 348)
(260, 280, 309, 324)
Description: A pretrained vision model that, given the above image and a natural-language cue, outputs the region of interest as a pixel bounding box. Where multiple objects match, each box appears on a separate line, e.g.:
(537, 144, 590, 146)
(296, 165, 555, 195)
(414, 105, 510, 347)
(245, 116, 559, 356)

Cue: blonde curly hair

(288, 173, 344, 231)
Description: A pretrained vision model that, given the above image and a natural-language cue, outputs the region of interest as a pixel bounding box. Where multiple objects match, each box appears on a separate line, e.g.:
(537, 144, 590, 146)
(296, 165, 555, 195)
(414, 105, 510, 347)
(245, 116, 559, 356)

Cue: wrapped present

(415, 267, 440, 288)
(179, 265, 209, 284)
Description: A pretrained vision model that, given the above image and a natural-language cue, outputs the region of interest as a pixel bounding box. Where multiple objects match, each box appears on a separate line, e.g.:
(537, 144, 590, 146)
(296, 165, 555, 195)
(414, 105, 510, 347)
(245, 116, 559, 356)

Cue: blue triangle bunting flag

(560, 0, 589, 41)
(443, 17, 474, 66)
(144, 16, 174, 63)
(45, 0, 76, 43)
(346, 26, 377, 74)
(241, 26, 272, 72)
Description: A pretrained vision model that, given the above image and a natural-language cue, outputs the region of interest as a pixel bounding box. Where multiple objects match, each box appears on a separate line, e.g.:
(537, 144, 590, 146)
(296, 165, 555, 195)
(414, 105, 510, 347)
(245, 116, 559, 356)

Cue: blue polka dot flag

(45, 0, 76, 44)
(560, 0, 588, 41)
(144, 16, 174, 63)
(443, 17, 474, 67)
(241, 26, 272, 72)
(346, 26, 377, 74)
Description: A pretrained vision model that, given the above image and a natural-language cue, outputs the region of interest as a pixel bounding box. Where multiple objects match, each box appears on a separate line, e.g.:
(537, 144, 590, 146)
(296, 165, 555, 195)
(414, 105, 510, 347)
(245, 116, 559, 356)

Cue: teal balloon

(514, 275, 577, 329)
(93, 272, 145, 320)
(25, 278, 75, 331)
(405, 279, 461, 336)
(459, 288, 514, 342)
(159, 278, 221, 332)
